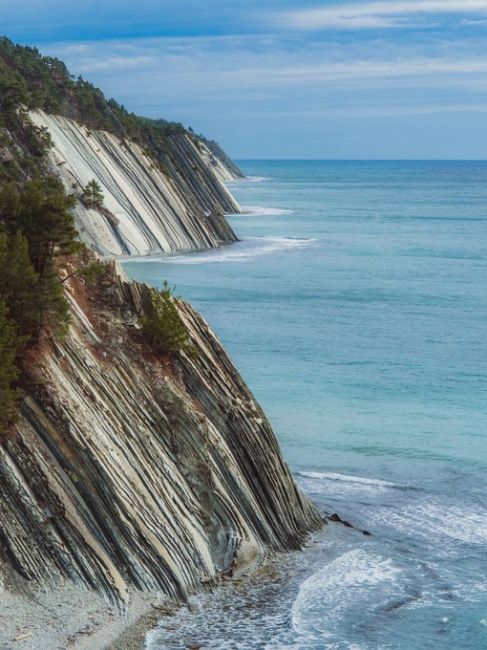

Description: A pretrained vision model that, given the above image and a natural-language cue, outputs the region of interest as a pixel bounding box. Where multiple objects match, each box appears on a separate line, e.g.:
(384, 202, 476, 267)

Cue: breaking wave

(296, 471, 412, 497)
(128, 237, 315, 265)
(240, 205, 294, 216)
(298, 471, 400, 489)
(291, 549, 402, 643)
(228, 175, 272, 184)
(373, 499, 487, 546)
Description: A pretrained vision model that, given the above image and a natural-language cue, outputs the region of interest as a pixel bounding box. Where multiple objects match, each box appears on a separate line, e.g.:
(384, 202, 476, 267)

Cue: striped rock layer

(0, 268, 322, 606)
(30, 111, 241, 257)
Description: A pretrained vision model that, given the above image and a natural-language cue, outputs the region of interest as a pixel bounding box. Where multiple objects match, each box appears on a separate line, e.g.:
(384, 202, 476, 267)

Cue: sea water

(122, 161, 487, 649)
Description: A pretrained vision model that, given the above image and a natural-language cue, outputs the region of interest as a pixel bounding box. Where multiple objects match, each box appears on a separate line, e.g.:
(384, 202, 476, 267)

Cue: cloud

(261, 103, 487, 119)
(277, 0, 487, 30)
(47, 37, 487, 85)
(76, 55, 157, 73)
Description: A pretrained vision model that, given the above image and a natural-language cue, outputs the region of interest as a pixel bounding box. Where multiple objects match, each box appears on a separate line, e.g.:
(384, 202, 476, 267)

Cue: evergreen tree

(140, 283, 195, 355)
(0, 177, 78, 338)
(0, 299, 21, 433)
(80, 179, 104, 209)
(0, 177, 78, 275)
(0, 231, 39, 336)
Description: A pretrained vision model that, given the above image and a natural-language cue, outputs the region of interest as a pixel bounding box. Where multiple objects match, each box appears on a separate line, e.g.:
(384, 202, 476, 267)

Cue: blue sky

(3, 1, 487, 158)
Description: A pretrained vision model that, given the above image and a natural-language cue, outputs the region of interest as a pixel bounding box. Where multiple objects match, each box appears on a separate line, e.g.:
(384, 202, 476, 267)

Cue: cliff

(199, 136, 245, 182)
(1, 37, 244, 258)
(28, 111, 240, 257)
(0, 38, 322, 649)
(0, 263, 321, 621)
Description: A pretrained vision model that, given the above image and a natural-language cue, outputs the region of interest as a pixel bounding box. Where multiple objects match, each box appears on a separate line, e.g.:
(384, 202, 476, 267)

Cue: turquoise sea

(123, 161, 487, 649)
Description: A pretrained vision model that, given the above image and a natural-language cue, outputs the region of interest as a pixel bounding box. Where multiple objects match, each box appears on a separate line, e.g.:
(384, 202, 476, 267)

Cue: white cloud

(76, 55, 157, 73)
(261, 103, 487, 119)
(39, 36, 487, 129)
(278, 0, 487, 30)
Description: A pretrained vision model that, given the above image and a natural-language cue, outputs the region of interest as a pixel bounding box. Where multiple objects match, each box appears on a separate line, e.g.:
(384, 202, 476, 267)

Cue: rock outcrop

(0, 265, 322, 609)
(29, 111, 241, 257)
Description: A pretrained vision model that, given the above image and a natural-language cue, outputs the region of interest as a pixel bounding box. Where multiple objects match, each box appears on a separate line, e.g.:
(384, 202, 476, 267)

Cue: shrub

(80, 259, 107, 283)
(140, 283, 195, 356)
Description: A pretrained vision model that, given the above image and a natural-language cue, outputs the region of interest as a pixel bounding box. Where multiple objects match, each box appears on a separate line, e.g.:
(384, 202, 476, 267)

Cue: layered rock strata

(30, 111, 241, 257)
(0, 266, 322, 609)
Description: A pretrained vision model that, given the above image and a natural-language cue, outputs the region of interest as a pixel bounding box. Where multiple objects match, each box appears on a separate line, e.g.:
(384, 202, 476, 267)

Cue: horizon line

(234, 157, 487, 162)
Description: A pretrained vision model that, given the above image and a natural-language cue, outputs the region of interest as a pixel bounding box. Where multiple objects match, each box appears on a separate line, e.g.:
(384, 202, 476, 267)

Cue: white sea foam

(296, 470, 408, 498)
(373, 500, 487, 546)
(228, 175, 272, 184)
(298, 471, 399, 489)
(128, 237, 314, 265)
(240, 205, 294, 216)
(291, 549, 401, 641)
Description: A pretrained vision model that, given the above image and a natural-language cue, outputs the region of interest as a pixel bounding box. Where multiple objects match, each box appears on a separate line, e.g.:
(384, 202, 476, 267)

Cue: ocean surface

(122, 160, 487, 649)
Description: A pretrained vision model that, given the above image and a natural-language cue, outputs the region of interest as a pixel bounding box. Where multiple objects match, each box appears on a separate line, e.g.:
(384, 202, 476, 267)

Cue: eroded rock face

(0, 267, 322, 607)
(29, 111, 241, 256)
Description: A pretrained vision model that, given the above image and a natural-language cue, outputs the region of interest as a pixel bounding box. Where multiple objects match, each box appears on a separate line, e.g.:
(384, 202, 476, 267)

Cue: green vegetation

(0, 36, 239, 187)
(140, 283, 195, 356)
(79, 259, 107, 283)
(0, 177, 79, 432)
(0, 36, 214, 431)
(0, 231, 39, 336)
(0, 36, 187, 171)
(81, 179, 104, 209)
(0, 299, 21, 432)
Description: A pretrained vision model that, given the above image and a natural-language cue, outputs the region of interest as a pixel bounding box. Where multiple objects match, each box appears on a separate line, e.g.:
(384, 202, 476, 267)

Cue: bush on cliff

(140, 283, 195, 356)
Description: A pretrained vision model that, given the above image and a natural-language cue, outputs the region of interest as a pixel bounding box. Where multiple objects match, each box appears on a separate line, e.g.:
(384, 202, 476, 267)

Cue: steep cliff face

(0, 265, 321, 610)
(199, 137, 245, 182)
(29, 111, 241, 257)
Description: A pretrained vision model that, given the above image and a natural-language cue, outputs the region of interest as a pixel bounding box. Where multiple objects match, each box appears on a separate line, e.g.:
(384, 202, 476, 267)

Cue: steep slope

(0, 264, 322, 612)
(199, 136, 245, 182)
(30, 111, 240, 257)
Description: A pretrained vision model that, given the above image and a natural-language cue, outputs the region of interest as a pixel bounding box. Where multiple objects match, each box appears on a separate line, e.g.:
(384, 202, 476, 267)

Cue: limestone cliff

(0, 264, 322, 610)
(29, 111, 241, 257)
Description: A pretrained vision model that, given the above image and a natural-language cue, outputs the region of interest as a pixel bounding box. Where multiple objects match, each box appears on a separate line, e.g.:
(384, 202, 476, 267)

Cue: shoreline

(105, 608, 160, 650)
(0, 555, 287, 649)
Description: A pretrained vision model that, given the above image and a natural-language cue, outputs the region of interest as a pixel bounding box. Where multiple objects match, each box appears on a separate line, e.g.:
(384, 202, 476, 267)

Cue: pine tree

(0, 299, 21, 434)
(0, 177, 78, 276)
(0, 177, 78, 338)
(0, 231, 39, 337)
(80, 179, 104, 209)
(140, 283, 195, 355)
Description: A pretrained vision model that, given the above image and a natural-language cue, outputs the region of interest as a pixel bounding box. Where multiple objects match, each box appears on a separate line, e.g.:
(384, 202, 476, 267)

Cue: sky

(2, 1, 487, 159)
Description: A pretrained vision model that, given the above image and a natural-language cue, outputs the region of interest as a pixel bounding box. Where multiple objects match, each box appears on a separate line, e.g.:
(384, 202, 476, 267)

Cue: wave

(298, 471, 399, 489)
(127, 237, 315, 266)
(291, 549, 401, 643)
(240, 205, 294, 216)
(228, 175, 272, 184)
(296, 471, 411, 497)
(374, 500, 487, 546)
(247, 175, 273, 182)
